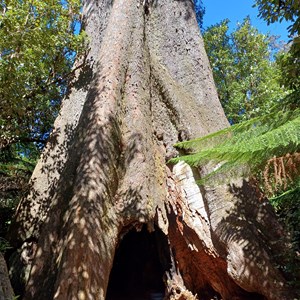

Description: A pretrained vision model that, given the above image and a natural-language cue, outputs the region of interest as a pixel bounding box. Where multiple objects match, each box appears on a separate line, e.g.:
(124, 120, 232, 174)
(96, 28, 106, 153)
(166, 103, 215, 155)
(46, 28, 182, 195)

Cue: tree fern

(171, 97, 300, 185)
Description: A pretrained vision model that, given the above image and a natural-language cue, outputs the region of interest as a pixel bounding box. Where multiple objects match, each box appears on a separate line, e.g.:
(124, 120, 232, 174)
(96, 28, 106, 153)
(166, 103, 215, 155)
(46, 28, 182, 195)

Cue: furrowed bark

(7, 1, 295, 300)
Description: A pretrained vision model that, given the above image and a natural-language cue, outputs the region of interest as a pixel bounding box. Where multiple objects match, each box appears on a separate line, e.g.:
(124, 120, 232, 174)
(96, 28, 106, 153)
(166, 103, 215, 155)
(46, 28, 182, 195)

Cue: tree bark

(7, 0, 295, 299)
(0, 252, 14, 300)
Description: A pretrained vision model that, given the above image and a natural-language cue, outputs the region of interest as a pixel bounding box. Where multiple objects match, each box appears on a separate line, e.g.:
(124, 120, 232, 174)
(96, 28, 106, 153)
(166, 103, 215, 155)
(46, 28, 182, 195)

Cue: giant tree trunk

(7, 1, 294, 299)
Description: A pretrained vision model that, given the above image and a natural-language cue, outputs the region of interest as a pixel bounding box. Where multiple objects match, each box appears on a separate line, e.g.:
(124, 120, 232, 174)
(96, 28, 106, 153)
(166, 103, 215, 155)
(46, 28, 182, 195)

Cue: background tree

(254, 0, 300, 46)
(203, 17, 288, 124)
(0, 0, 86, 150)
(255, 0, 300, 90)
(0, 0, 86, 242)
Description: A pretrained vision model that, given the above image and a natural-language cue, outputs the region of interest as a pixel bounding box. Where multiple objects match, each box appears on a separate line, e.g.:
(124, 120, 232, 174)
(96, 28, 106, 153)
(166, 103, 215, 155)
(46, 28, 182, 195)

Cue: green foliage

(0, 0, 86, 238)
(0, 0, 86, 151)
(276, 48, 300, 91)
(254, 0, 300, 91)
(203, 17, 289, 124)
(270, 185, 300, 288)
(271, 186, 300, 248)
(254, 0, 300, 38)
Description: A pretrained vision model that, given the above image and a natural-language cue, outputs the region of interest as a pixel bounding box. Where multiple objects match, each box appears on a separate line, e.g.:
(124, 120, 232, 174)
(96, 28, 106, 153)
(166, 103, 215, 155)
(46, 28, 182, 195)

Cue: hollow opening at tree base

(105, 225, 167, 300)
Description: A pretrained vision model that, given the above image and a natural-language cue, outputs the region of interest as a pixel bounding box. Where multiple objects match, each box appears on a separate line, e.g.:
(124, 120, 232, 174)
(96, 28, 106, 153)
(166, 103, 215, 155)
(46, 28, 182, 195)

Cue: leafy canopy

(254, 0, 300, 39)
(0, 0, 86, 229)
(0, 0, 86, 153)
(254, 0, 300, 90)
(203, 17, 288, 124)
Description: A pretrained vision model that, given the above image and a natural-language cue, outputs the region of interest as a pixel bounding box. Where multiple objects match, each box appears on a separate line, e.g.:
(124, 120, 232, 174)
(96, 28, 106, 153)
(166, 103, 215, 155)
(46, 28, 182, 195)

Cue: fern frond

(175, 108, 299, 152)
(172, 108, 300, 185)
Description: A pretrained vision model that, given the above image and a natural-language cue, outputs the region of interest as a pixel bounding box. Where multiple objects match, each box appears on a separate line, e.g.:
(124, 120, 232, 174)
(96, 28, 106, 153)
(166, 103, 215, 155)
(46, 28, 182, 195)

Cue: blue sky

(202, 0, 292, 42)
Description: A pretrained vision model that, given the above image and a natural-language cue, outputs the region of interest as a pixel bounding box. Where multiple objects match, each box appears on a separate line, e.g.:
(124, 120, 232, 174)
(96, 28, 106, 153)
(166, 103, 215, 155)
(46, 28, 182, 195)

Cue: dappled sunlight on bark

(6, 0, 296, 299)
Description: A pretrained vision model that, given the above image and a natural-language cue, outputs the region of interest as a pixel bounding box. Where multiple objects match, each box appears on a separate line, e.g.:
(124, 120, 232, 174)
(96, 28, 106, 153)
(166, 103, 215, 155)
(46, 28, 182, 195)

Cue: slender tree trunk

(7, 1, 294, 299)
